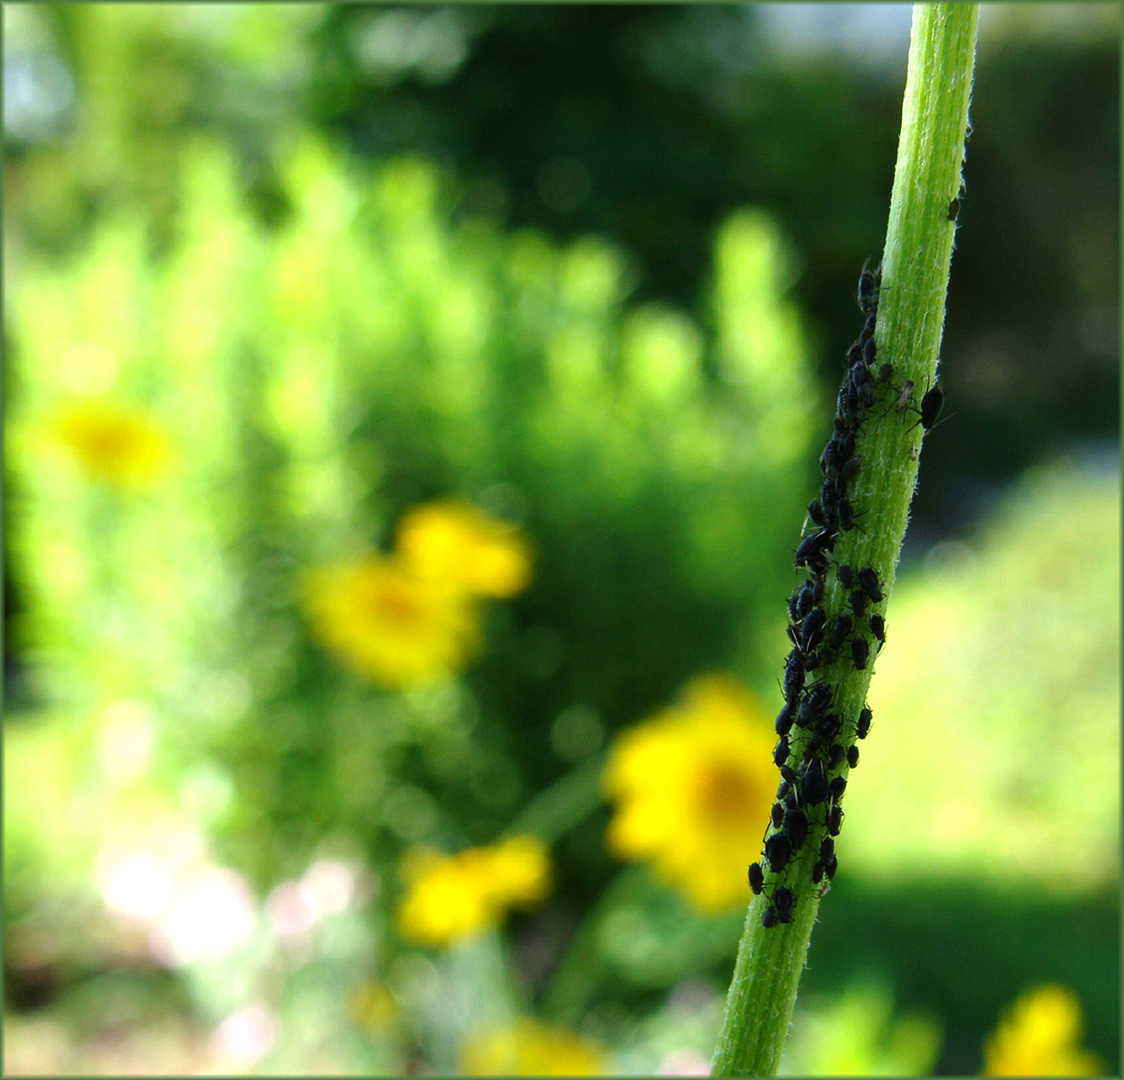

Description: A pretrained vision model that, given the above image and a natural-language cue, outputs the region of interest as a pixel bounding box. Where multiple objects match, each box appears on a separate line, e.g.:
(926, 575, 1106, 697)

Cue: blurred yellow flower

(983, 984, 1104, 1076)
(460, 1017, 606, 1076)
(49, 399, 170, 488)
(302, 554, 478, 689)
(396, 836, 551, 948)
(396, 499, 532, 598)
(603, 673, 776, 912)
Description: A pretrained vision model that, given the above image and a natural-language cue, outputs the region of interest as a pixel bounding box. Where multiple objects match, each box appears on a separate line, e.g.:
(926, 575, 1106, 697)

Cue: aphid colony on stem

(748, 260, 920, 928)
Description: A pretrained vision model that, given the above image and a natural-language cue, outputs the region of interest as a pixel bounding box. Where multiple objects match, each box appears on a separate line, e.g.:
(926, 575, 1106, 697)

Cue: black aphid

(877, 362, 893, 384)
(773, 737, 790, 769)
(948, 197, 960, 221)
(841, 455, 861, 482)
(857, 262, 881, 316)
(801, 608, 827, 651)
(847, 744, 860, 769)
(764, 833, 793, 873)
(776, 702, 795, 737)
(829, 776, 847, 801)
(869, 614, 886, 646)
(827, 804, 844, 836)
(803, 714, 841, 755)
(802, 648, 828, 672)
(828, 614, 853, 650)
(773, 886, 796, 924)
(748, 862, 764, 895)
(783, 809, 809, 850)
(783, 654, 805, 701)
(820, 837, 835, 865)
(771, 801, 785, 828)
(796, 698, 824, 730)
(856, 707, 873, 740)
(857, 567, 883, 603)
(837, 564, 854, 589)
(805, 724, 835, 758)
(801, 758, 829, 805)
(849, 589, 868, 618)
(920, 381, 945, 430)
(833, 408, 858, 435)
(851, 637, 869, 670)
(789, 578, 822, 622)
(762, 905, 778, 929)
(795, 529, 834, 570)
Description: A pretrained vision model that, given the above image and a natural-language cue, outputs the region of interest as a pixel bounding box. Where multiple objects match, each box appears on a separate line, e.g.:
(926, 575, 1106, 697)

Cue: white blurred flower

(211, 1004, 277, 1068)
(265, 880, 316, 946)
(96, 819, 207, 923)
(149, 867, 257, 967)
(266, 858, 360, 951)
(100, 852, 176, 921)
(300, 857, 357, 916)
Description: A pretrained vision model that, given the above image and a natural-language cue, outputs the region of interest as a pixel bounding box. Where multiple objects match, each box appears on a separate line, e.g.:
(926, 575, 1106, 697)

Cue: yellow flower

(460, 1018, 606, 1076)
(302, 554, 479, 689)
(395, 499, 532, 598)
(603, 673, 777, 912)
(396, 836, 551, 948)
(983, 985, 1104, 1076)
(49, 399, 169, 488)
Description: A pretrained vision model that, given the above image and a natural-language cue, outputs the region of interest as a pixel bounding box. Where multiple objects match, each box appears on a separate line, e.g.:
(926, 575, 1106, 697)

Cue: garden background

(3, 4, 1119, 1075)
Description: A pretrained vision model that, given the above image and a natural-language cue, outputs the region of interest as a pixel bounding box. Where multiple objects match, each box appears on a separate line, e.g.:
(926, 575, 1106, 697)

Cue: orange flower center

(369, 580, 423, 625)
(695, 759, 757, 825)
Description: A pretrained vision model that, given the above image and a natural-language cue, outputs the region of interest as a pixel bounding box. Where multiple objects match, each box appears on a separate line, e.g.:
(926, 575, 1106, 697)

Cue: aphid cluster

(749, 264, 894, 928)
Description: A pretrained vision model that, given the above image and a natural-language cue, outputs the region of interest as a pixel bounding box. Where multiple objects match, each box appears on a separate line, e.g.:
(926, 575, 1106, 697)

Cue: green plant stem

(710, 6, 978, 1075)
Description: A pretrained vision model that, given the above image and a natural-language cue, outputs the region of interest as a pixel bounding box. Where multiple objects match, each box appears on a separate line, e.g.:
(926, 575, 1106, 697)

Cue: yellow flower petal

(460, 1018, 606, 1076)
(396, 499, 532, 598)
(396, 837, 552, 948)
(49, 399, 170, 488)
(302, 554, 479, 689)
(602, 673, 776, 912)
(983, 985, 1105, 1076)
(487, 836, 552, 908)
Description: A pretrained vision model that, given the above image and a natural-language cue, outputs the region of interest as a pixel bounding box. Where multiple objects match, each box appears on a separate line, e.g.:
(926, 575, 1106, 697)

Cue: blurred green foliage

(3, 4, 1119, 1076)
(8, 131, 818, 890)
(6, 127, 822, 1071)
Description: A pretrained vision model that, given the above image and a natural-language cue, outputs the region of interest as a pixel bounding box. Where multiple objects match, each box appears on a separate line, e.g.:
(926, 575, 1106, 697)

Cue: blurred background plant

(3, 3, 1118, 1075)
